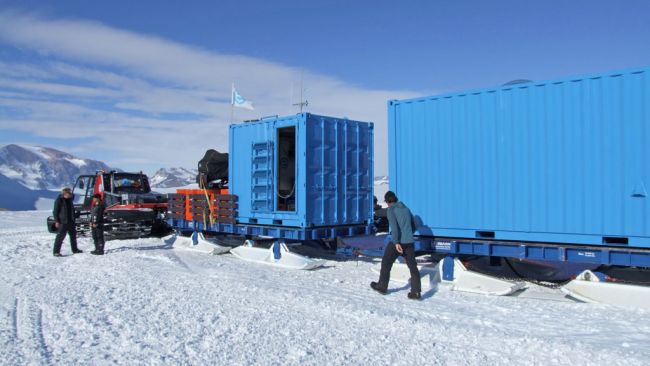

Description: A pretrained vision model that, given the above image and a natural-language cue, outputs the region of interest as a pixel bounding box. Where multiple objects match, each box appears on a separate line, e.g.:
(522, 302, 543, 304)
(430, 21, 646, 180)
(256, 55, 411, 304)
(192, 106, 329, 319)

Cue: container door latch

(632, 182, 647, 198)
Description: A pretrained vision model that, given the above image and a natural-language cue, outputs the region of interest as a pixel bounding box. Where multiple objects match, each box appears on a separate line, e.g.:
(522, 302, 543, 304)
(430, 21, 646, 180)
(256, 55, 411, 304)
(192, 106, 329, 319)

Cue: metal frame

(417, 237, 650, 281)
(169, 217, 650, 284)
(168, 218, 373, 241)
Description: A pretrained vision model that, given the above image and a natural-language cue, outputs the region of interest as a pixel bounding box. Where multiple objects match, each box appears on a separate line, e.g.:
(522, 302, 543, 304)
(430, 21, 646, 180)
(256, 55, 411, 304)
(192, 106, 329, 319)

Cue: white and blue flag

(231, 85, 254, 110)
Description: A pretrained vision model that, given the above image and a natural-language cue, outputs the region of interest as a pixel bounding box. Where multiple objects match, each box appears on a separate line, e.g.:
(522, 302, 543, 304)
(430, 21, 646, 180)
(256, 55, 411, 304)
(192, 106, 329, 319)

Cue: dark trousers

(53, 223, 79, 254)
(92, 226, 105, 252)
(378, 243, 421, 293)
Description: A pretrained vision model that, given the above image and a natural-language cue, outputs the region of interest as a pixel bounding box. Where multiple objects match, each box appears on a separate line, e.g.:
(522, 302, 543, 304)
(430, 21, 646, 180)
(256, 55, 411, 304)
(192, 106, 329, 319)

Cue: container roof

(229, 112, 372, 128)
(389, 65, 649, 106)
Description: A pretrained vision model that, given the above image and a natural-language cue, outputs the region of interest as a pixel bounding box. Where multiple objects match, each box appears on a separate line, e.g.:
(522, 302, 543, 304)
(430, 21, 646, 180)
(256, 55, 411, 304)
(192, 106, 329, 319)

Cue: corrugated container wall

(389, 67, 650, 249)
(230, 113, 374, 228)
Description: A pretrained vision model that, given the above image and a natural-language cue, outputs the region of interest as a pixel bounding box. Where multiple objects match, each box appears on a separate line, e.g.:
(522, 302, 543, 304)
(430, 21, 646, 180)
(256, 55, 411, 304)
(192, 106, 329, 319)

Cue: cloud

(0, 77, 120, 98)
(0, 11, 425, 175)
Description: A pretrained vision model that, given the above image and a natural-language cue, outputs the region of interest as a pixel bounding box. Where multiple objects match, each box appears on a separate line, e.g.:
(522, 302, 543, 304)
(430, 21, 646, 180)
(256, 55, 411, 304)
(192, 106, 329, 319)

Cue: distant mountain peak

(150, 167, 197, 188)
(374, 176, 389, 185)
(0, 144, 112, 190)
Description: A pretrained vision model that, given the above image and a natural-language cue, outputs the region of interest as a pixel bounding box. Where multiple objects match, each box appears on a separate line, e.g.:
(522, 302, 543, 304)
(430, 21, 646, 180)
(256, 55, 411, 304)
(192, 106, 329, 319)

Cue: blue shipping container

(389, 67, 650, 249)
(230, 113, 374, 228)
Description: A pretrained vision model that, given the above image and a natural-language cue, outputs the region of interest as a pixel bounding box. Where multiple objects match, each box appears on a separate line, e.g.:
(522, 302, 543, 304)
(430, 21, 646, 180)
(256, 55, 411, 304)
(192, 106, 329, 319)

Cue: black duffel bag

(196, 149, 228, 188)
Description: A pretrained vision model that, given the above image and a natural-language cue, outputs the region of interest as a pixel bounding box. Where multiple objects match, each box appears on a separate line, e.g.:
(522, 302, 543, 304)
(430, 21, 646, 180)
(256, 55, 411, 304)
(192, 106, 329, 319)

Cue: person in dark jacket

(371, 191, 422, 300)
(90, 194, 106, 255)
(52, 187, 82, 257)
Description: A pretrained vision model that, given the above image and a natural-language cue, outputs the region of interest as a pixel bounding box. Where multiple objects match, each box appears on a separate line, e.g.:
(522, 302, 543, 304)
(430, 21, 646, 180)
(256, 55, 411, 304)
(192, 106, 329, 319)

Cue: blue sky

(0, 0, 649, 175)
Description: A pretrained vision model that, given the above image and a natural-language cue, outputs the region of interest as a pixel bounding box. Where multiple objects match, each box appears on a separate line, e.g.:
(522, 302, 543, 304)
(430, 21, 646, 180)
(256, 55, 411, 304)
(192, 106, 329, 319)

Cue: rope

(199, 175, 214, 228)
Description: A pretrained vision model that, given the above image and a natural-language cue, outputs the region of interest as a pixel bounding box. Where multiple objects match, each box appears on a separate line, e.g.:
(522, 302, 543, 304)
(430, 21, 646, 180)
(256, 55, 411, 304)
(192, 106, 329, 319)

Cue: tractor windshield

(107, 173, 151, 194)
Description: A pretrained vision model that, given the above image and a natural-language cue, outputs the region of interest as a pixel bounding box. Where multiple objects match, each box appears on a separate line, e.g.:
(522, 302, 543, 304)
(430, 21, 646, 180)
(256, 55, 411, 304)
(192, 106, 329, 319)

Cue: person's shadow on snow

(103, 241, 173, 254)
(386, 278, 438, 300)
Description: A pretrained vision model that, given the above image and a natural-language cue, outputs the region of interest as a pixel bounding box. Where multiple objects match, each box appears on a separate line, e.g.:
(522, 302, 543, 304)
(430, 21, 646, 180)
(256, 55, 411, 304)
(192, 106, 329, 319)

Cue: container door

(306, 117, 373, 226)
(251, 141, 274, 212)
(276, 126, 296, 212)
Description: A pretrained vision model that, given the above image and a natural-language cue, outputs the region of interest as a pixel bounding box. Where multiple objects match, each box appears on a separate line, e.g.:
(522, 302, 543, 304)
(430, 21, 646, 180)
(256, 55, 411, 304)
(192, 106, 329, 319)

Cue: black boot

(72, 249, 83, 254)
(370, 282, 387, 295)
(91, 243, 104, 255)
(407, 292, 421, 300)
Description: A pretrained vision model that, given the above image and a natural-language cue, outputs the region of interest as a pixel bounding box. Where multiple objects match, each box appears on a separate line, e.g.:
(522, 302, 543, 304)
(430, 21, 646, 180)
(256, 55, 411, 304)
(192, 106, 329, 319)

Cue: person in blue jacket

(371, 191, 421, 300)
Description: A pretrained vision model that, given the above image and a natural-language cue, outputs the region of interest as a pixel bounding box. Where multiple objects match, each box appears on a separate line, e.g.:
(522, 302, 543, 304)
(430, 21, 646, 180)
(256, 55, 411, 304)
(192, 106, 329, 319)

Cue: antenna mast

(292, 70, 308, 112)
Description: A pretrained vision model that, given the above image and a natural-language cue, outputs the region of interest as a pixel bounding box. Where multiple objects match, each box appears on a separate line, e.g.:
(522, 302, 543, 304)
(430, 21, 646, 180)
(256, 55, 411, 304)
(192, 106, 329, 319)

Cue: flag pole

(230, 82, 234, 123)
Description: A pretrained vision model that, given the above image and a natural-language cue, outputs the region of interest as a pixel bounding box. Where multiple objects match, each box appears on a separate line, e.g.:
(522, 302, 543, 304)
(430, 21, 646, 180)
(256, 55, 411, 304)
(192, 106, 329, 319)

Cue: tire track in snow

(160, 250, 194, 272)
(0, 292, 23, 365)
(14, 297, 53, 365)
(34, 308, 53, 365)
(11, 298, 18, 341)
(13, 297, 28, 363)
(15, 297, 25, 341)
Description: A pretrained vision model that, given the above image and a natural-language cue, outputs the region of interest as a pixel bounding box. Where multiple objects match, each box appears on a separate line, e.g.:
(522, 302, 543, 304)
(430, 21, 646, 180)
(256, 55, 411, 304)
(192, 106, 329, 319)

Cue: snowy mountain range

(374, 176, 389, 185)
(149, 167, 197, 188)
(0, 143, 201, 210)
(0, 144, 114, 210)
(0, 144, 112, 190)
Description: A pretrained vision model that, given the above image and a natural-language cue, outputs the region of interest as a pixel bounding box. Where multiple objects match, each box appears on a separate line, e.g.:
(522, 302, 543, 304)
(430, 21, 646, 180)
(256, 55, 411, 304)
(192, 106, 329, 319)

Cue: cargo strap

(199, 176, 214, 228)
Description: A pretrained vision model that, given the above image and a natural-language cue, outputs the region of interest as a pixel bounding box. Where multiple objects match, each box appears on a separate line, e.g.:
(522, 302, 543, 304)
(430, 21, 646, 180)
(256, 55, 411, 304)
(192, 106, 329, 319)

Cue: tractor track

(12, 296, 53, 365)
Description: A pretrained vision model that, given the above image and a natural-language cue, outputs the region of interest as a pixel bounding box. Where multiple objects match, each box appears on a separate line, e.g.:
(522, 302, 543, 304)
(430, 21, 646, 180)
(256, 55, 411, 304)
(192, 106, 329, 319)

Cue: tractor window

(111, 173, 151, 194)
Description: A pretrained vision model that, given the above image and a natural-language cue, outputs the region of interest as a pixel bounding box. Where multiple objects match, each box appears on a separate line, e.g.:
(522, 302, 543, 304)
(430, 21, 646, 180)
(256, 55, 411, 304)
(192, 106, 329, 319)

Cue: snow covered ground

(1, 211, 649, 365)
(34, 197, 55, 211)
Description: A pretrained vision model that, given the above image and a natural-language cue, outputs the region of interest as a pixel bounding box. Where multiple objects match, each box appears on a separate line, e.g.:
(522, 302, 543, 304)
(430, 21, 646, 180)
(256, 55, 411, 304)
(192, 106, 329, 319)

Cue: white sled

(435, 258, 526, 296)
(164, 233, 232, 255)
(370, 258, 524, 296)
(161, 233, 178, 246)
(229, 240, 326, 270)
(561, 270, 650, 309)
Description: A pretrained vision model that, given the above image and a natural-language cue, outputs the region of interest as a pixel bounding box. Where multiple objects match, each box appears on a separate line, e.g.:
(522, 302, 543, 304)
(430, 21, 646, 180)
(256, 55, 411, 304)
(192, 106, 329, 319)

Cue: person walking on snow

(371, 191, 421, 300)
(52, 187, 82, 257)
(90, 194, 106, 255)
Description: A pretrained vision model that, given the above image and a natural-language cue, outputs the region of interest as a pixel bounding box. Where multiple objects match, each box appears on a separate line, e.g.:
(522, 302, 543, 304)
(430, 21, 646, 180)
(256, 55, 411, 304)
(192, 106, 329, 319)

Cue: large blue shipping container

(389, 67, 650, 249)
(230, 113, 374, 228)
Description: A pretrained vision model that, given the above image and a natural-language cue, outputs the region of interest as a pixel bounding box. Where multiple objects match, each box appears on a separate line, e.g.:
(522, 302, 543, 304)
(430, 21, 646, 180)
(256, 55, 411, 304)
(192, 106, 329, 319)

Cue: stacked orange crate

(211, 194, 238, 224)
(175, 188, 231, 222)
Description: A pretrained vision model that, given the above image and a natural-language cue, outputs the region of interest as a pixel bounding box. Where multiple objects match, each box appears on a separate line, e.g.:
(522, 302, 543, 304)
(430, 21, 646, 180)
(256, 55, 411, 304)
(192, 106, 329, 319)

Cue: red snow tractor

(47, 171, 170, 240)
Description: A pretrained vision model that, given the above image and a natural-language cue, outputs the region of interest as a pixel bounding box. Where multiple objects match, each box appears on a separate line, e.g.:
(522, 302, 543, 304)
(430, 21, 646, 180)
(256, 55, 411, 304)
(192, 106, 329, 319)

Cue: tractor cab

(72, 171, 153, 209)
